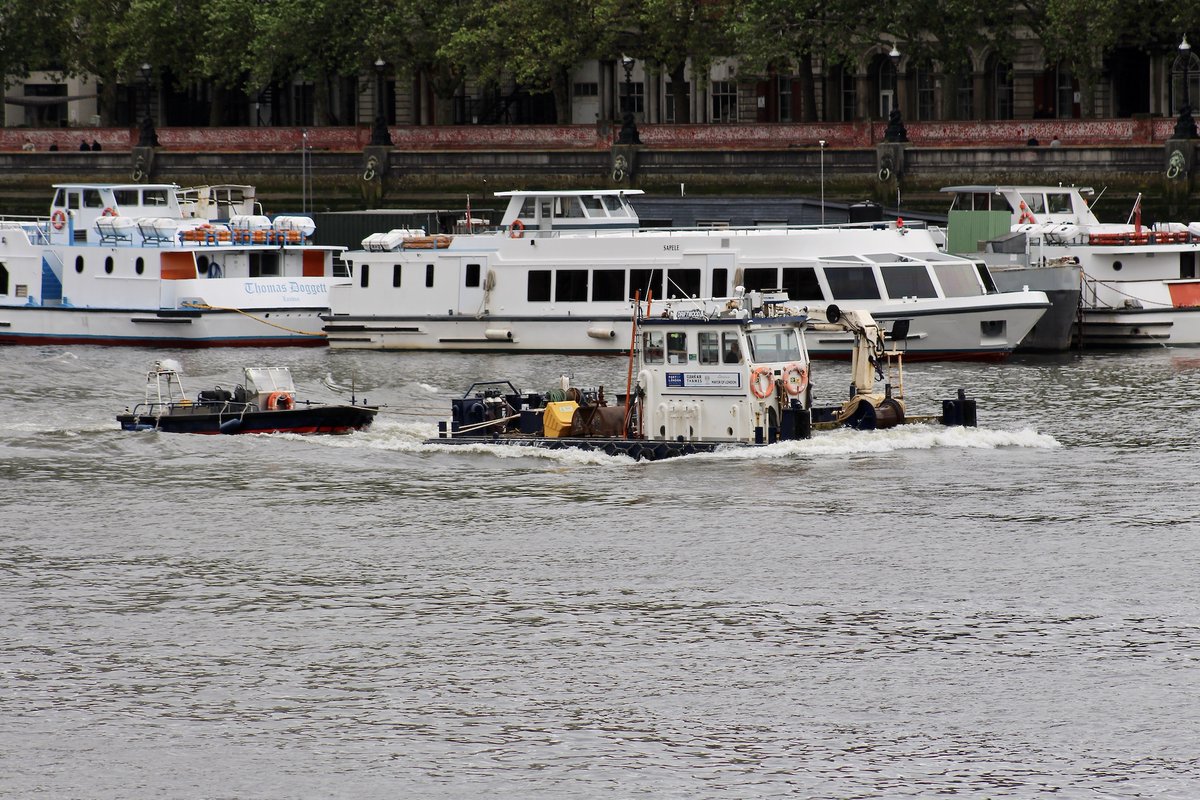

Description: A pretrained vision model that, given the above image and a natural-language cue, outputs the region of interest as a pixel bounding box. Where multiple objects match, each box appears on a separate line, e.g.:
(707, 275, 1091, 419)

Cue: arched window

(875, 55, 898, 119)
(914, 61, 936, 120)
(991, 58, 1014, 119)
(1172, 48, 1200, 114)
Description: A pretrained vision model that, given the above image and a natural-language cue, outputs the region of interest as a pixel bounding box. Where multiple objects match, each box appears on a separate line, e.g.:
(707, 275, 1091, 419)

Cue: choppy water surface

(2, 345, 1198, 798)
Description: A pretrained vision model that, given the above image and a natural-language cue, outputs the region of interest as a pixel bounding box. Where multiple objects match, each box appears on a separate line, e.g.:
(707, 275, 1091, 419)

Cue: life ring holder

(265, 391, 294, 411)
(509, 219, 525, 239)
(102, 207, 117, 217)
(781, 362, 809, 396)
(51, 209, 67, 231)
(750, 366, 775, 399)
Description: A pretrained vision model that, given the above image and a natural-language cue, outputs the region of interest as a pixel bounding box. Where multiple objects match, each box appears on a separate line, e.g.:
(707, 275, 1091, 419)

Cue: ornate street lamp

(136, 62, 158, 147)
(616, 54, 640, 145)
(1175, 35, 1197, 139)
(818, 139, 826, 224)
(884, 44, 907, 143)
(370, 57, 394, 146)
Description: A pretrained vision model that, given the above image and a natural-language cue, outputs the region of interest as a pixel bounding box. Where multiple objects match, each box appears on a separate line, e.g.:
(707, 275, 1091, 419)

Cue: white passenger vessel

(322, 190, 1049, 361)
(0, 183, 345, 347)
(943, 184, 1200, 348)
(429, 291, 979, 461)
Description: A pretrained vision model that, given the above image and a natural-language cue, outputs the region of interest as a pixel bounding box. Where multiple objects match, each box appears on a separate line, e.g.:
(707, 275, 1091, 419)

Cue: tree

(634, 0, 736, 124)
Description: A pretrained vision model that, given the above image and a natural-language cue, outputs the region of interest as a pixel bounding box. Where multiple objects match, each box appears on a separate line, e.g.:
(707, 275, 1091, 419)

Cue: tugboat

(117, 361, 377, 434)
(427, 290, 977, 461)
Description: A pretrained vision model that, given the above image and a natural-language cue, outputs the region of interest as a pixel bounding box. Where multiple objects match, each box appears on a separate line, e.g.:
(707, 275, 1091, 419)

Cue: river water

(2, 344, 1198, 798)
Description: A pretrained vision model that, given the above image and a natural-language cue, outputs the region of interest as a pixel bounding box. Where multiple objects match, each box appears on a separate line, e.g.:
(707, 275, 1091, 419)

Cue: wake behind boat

(427, 291, 978, 461)
(117, 362, 377, 434)
(0, 183, 346, 347)
(322, 189, 1049, 361)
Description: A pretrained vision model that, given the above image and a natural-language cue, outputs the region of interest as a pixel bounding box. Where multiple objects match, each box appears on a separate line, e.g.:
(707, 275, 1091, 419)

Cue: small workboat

(427, 291, 978, 461)
(117, 361, 377, 434)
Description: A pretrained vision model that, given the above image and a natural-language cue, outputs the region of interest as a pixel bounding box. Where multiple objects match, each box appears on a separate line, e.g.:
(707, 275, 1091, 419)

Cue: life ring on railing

(750, 366, 775, 399)
(51, 209, 66, 230)
(509, 219, 525, 239)
(265, 391, 293, 411)
(781, 362, 809, 396)
(1017, 202, 1036, 225)
(102, 207, 117, 217)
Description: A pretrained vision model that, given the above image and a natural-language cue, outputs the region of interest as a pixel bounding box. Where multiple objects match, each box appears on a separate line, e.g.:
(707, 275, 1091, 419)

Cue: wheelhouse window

(528, 270, 551, 302)
(643, 330, 664, 363)
(698, 331, 720, 364)
(113, 189, 139, 206)
(555, 269, 588, 302)
(1047, 193, 1072, 214)
(933, 262, 985, 297)
(142, 188, 169, 207)
(722, 332, 742, 363)
(666, 268, 700, 299)
(593, 269, 625, 301)
(881, 264, 937, 298)
(782, 267, 823, 301)
(83, 189, 103, 208)
(666, 332, 688, 364)
(822, 265, 880, 299)
(747, 328, 803, 362)
(1020, 193, 1046, 215)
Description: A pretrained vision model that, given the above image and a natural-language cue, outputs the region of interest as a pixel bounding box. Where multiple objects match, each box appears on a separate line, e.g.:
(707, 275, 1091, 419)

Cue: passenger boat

(942, 184, 1200, 348)
(322, 189, 1049, 361)
(427, 291, 978, 461)
(0, 183, 346, 347)
(117, 362, 377, 434)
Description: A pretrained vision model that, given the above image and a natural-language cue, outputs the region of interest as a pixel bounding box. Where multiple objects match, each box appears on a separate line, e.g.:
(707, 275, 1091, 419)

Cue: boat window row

(521, 258, 987, 304)
(516, 194, 633, 221)
(360, 262, 438, 289)
(71, 254, 147, 275)
(51, 187, 170, 210)
(643, 330, 745, 365)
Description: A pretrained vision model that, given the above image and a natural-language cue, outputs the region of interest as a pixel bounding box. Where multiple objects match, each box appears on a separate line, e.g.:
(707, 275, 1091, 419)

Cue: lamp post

(1176, 35, 1197, 139)
(370, 57, 393, 146)
(136, 62, 158, 147)
(616, 54, 641, 144)
(818, 139, 826, 224)
(884, 44, 907, 143)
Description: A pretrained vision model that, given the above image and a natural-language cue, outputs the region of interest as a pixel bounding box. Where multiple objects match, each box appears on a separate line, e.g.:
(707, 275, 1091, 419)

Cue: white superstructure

(0, 183, 346, 347)
(944, 184, 1200, 347)
(324, 189, 1049, 361)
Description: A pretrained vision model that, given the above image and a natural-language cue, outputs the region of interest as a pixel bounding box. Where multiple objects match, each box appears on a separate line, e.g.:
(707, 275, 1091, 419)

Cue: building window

(711, 80, 738, 123)
(1173, 51, 1200, 115)
(956, 78, 974, 119)
(619, 81, 644, 115)
(777, 75, 794, 122)
(1056, 65, 1076, 118)
(993, 60, 1014, 120)
(664, 81, 690, 123)
(916, 63, 936, 120)
(528, 270, 551, 302)
(573, 82, 598, 97)
(841, 70, 857, 121)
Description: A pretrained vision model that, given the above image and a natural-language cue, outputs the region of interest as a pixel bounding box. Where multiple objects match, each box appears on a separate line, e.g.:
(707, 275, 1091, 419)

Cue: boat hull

(989, 265, 1080, 352)
(118, 405, 376, 434)
(0, 306, 329, 347)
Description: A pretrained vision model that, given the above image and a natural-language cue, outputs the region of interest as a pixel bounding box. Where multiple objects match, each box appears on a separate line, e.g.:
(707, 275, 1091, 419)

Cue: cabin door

(708, 253, 736, 296)
(457, 258, 487, 315)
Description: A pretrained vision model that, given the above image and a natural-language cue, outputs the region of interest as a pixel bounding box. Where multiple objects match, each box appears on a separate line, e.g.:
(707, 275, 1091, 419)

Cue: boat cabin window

(666, 268, 700, 299)
(747, 328, 803, 362)
(1019, 193, 1045, 215)
(666, 332, 688, 364)
(931, 262, 986, 297)
(143, 188, 169, 207)
(782, 266, 823, 301)
(519, 197, 537, 218)
(698, 332, 720, 364)
(392, 264, 402, 287)
(83, 189, 103, 208)
(722, 332, 742, 364)
(0, 264, 7, 295)
(881, 264, 937, 298)
(823, 265, 881, 300)
(593, 269, 625, 301)
(643, 331, 664, 363)
(561, 197, 585, 218)
(114, 189, 139, 206)
(75, 255, 84, 273)
(582, 195, 606, 216)
(528, 270, 551, 301)
(66, 190, 82, 210)
(629, 268, 662, 301)
(602, 195, 626, 216)
(742, 267, 779, 291)
(249, 252, 281, 277)
(425, 264, 434, 288)
(1046, 193, 1072, 214)
(465, 263, 481, 288)
(712, 268, 728, 296)
(555, 269, 588, 302)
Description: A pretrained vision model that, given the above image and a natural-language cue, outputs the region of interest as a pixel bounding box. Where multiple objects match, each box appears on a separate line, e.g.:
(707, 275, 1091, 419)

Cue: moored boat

(322, 189, 1049, 361)
(426, 291, 978, 461)
(117, 362, 377, 434)
(942, 184, 1200, 349)
(0, 183, 347, 347)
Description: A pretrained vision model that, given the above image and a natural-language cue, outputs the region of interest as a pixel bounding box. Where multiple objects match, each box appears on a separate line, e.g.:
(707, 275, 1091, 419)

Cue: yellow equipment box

(541, 401, 579, 438)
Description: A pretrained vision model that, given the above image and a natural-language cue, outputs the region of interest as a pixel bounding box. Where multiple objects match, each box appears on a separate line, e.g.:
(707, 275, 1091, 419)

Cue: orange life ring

(509, 219, 525, 239)
(781, 362, 809, 396)
(102, 207, 117, 217)
(265, 391, 294, 411)
(1017, 202, 1036, 225)
(750, 366, 775, 399)
(51, 209, 67, 230)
